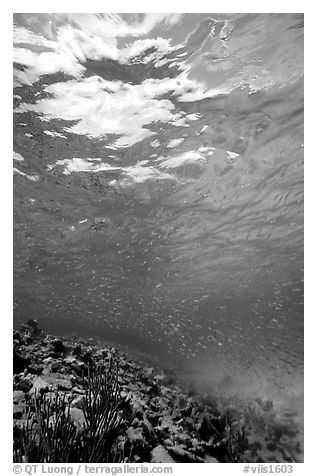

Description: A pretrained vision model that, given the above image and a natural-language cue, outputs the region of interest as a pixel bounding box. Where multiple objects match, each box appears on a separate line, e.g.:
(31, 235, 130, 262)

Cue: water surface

(13, 13, 304, 458)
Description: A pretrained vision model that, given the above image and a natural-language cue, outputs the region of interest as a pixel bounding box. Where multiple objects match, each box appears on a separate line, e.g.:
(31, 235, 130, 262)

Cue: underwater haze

(13, 12, 304, 459)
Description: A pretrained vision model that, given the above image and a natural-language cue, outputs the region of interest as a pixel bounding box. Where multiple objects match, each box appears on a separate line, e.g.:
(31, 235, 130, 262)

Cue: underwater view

(13, 13, 304, 462)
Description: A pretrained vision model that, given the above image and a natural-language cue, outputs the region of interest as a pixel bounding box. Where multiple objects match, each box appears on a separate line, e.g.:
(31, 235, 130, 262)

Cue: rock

(13, 330, 22, 345)
(128, 395, 147, 420)
(199, 415, 215, 441)
(20, 320, 41, 339)
(144, 367, 154, 377)
(147, 410, 161, 426)
(50, 339, 65, 354)
(156, 417, 179, 439)
(94, 349, 109, 360)
(54, 377, 74, 391)
(50, 362, 62, 373)
(27, 364, 44, 375)
(43, 357, 54, 364)
(126, 426, 151, 459)
(204, 456, 219, 463)
(13, 390, 25, 404)
(169, 444, 203, 463)
(29, 375, 73, 394)
(112, 435, 127, 454)
(13, 404, 25, 419)
(150, 445, 175, 463)
(160, 386, 172, 397)
(64, 356, 78, 365)
(69, 408, 85, 428)
(155, 374, 165, 383)
(71, 395, 85, 409)
(12, 324, 249, 463)
(72, 345, 82, 357)
(29, 376, 51, 393)
(175, 432, 191, 445)
(163, 438, 173, 447)
(16, 378, 33, 393)
(132, 417, 140, 428)
(148, 383, 159, 396)
(82, 351, 93, 365)
(126, 427, 144, 444)
(72, 386, 85, 394)
(13, 350, 31, 374)
(69, 361, 86, 377)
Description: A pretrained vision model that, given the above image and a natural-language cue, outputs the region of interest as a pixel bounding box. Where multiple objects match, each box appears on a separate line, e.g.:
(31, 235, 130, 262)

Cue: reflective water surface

(13, 13, 304, 458)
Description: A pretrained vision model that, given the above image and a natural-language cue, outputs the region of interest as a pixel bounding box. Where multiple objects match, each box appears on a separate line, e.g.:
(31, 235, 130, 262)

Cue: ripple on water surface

(13, 13, 303, 461)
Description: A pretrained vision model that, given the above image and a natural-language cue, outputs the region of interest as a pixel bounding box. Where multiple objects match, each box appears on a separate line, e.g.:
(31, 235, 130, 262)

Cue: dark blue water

(13, 13, 304, 457)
